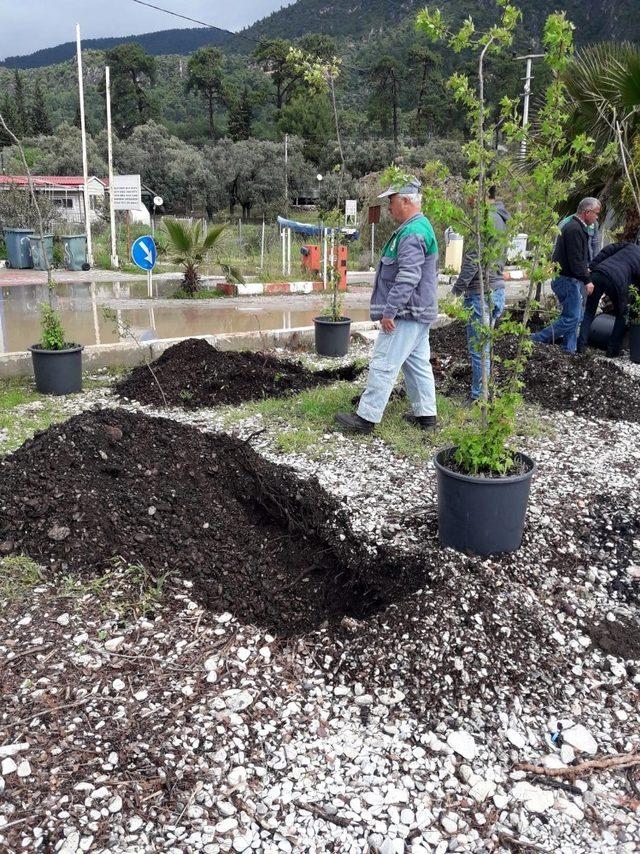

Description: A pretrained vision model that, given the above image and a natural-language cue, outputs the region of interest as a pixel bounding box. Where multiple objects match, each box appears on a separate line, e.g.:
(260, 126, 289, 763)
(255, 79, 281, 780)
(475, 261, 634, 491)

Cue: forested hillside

(0, 0, 635, 222)
(3, 0, 637, 70)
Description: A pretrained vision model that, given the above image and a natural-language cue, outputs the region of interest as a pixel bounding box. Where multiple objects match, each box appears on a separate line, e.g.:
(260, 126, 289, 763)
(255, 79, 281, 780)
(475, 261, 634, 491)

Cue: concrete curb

(0, 321, 383, 379)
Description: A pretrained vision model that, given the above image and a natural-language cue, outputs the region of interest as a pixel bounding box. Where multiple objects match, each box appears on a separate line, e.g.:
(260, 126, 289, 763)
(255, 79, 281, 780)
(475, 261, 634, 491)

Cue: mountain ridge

(3, 0, 638, 70)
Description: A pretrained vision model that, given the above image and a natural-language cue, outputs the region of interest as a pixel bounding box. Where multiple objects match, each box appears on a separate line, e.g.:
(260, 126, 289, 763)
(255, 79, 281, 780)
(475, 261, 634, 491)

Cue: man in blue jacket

(335, 177, 439, 433)
(531, 197, 601, 353)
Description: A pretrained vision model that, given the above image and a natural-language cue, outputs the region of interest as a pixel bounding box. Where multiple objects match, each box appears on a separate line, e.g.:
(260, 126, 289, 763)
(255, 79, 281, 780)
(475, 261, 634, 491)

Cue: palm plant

(163, 219, 243, 296)
(563, 43, 640, 229)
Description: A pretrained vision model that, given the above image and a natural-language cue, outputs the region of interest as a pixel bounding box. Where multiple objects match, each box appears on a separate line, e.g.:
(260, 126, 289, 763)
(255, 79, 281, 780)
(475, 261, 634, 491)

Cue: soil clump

(0, 409, 425, 636)
(114, 338, 363, 409)
(430, 321, 640, 422)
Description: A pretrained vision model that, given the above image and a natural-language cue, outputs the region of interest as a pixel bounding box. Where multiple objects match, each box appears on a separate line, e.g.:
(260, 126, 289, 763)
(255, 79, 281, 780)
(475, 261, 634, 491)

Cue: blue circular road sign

(131, 235, 157, 271)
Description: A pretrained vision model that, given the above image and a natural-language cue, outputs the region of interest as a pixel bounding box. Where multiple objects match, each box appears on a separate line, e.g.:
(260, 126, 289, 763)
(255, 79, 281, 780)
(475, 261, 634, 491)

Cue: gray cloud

(0, 0, 293, 61)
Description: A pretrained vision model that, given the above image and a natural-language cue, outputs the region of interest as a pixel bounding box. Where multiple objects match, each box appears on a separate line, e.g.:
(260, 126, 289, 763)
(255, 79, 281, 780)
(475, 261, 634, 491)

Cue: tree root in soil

(516, 750, 640, 780)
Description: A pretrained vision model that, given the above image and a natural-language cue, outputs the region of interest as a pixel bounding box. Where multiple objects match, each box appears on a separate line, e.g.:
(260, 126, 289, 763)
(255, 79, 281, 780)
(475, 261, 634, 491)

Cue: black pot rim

(434, 446, 536, 484)
(29, 344, 84, 354)
(313, 316, 351, 325)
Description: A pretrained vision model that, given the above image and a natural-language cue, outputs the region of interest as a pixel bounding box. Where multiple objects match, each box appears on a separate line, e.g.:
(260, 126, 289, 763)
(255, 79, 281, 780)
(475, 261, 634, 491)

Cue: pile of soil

(114, 338, 362, 409)
(0, 409, 427, 636)
(430, 321, 640, 422)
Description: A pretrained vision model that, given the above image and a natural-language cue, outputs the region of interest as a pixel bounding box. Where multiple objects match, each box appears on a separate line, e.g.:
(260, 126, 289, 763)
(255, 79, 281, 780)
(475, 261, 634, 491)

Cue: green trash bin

(29, 234, 54, 271)
(3, 227, 34, 269)
(60, 234, 87, 271)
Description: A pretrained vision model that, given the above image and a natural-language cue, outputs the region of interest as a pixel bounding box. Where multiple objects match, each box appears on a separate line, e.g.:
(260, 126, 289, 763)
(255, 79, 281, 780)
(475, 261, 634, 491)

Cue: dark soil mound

(588, 616, 640, 660)
(114, 338, 362, 409)
(0, 409, 426, 636)
(430, 321, 640, 422)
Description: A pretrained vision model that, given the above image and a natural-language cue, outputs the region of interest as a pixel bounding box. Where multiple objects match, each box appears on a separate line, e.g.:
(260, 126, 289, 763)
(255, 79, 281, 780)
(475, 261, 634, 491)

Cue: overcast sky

(0, 0, 294, 61)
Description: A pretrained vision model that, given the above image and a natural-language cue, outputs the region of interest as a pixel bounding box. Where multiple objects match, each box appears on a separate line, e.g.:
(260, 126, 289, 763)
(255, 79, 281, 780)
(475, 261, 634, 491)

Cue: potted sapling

(417, 6, 592, 554)
(0, 108, 84, 394)
(314, 228, 351, 357)
(29, 302, 83, 395)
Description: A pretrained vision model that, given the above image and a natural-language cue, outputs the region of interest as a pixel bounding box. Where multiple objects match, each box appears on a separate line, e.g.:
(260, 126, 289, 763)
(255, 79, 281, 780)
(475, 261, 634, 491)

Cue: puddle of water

(0, 281, 371, 354)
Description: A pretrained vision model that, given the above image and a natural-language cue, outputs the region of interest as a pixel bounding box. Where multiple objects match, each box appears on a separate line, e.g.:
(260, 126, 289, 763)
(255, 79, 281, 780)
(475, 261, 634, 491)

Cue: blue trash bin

(3, 228, 34, 269)
(28, 234, 54, 271)
(60, 234, 87, 271)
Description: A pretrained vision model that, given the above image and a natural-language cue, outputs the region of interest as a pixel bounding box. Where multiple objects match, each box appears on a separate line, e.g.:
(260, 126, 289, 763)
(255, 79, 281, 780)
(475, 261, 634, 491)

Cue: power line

(129, 0, 259, 46)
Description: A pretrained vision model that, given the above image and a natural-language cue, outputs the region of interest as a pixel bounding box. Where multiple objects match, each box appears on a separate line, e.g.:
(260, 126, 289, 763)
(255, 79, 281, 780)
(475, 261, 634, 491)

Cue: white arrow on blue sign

(131, 235, 157, 271)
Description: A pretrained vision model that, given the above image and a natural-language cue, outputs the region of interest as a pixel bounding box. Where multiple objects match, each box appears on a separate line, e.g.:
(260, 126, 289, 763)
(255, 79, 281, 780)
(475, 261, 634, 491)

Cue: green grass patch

(58, 559, 171, 619)
(0, 374, 119, 456)
(170, 287, 226, 300)
(221, 380, 467, 460)
(0, 555, 43, 604)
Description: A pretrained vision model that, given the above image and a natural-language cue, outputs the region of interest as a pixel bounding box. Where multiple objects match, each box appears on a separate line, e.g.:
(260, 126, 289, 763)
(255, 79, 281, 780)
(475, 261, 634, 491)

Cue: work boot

(402, 413, 438, 431)
(334, 412, 375, 434)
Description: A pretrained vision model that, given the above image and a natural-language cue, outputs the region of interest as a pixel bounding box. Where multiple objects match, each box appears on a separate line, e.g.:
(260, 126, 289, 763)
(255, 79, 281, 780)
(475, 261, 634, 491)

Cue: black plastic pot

(313, 316, 351, 357)
(29, 344, 83, 395)
(434, 448, 535, 556)
(630, 324, 640, 364)
(587, 313, 616, 350)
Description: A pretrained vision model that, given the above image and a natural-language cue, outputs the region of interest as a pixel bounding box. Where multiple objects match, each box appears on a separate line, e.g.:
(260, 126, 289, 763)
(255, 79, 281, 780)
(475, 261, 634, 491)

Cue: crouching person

(451, 188, 510, 402)
(335, 177, 439, 433)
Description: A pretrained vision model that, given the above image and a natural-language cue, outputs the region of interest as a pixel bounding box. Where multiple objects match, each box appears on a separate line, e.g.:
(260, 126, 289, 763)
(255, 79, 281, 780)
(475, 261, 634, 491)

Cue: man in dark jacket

(532, 197, 601, 353)
(577, 241, 640, 357)
(335, 177, 439, 433)
(451, 189, 510, 401)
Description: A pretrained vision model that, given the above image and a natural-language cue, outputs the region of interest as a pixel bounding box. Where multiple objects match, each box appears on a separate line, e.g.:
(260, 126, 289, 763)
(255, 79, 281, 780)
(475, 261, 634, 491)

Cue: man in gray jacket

(451, 188, 510, 401)
(335, 177, 439, 433)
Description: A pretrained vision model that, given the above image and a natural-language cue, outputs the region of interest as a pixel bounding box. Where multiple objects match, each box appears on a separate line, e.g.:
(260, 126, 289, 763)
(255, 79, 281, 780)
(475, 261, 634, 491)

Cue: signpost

(131, 235, 157, 298)
(345, 199, 357, 226)
(112, 175, 143, 211)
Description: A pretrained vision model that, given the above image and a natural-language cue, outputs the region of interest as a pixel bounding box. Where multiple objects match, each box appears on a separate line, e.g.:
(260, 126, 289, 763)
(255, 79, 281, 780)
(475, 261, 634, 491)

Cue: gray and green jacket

(370, 213, 439, 325)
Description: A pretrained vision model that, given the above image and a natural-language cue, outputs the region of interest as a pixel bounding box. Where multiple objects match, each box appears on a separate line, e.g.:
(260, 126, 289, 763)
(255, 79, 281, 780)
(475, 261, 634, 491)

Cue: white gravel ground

(1, 349, 639, 854)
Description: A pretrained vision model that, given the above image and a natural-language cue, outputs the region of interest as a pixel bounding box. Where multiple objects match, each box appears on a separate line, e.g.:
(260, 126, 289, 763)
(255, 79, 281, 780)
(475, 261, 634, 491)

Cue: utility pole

(105, 65, 119, 268)
(516, 53, 544, 160)
(284, 133, 289, 216)
(76, 23, 93, 266)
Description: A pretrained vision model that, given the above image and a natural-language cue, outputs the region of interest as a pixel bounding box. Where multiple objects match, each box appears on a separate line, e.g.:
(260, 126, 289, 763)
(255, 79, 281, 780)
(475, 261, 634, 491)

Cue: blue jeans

(464, 288, 506, 401)
(357, 319, 436, 423)
(531, 276, 585, 353)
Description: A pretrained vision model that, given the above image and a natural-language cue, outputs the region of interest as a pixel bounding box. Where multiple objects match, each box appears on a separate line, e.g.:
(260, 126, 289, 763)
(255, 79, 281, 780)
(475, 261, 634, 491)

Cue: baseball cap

(378, 176, 422, 198)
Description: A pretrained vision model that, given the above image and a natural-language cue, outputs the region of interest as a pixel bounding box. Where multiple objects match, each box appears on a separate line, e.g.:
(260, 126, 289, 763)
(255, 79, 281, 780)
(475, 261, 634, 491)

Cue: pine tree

(228, 88, 252, 141)
(13, 70, 30, 136)
(31, 78, 53, 135)
(0, 93, 20, 147)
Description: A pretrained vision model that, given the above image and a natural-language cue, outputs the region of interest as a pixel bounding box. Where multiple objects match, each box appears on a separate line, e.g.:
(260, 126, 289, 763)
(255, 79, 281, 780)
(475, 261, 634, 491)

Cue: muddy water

(0, 281, 371, 354)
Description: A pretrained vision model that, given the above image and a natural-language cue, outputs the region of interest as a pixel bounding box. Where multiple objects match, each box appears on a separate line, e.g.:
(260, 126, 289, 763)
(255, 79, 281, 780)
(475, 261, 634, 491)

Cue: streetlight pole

(516, 53, 545, 160)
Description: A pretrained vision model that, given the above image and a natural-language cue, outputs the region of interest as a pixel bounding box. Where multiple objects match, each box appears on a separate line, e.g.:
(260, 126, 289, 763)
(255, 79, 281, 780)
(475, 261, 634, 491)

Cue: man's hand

(380, 317, 396, 333)
(586, 282, 594, 295)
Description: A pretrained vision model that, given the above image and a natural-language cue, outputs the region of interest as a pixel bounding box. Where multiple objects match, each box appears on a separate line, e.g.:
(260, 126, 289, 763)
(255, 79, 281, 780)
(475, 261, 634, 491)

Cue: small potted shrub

(29, 302, 83, 395)
(629, 284, 640, 364)
(0, 110, 85, 395)
(418, 6, 589, 554)
(314, 234, 351, 357)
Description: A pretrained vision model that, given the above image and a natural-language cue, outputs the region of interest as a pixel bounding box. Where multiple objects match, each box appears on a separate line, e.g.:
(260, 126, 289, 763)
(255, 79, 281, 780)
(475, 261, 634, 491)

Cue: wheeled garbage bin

(3, 227, 34, 268)
(29, 234, 54, 271)
(60, 234, 87, 271)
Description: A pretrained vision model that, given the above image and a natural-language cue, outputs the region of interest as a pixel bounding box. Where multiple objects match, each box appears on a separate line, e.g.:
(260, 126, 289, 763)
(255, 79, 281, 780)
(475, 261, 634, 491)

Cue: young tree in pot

(629, 285, 640, 364)
(313, 222, 351, 357)
(0, 109, 83, 395)
(417, 4, 592, 555)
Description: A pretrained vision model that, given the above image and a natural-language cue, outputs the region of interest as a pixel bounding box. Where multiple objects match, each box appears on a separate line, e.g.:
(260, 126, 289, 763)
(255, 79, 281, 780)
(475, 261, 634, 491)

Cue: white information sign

(112, 174, 142, 211)
(345, 199, 357, 225)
